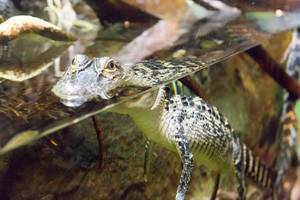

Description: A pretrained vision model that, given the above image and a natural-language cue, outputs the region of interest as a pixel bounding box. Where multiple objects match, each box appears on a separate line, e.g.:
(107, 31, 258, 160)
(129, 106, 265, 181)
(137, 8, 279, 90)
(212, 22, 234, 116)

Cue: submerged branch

(246, 46, 300, 99)
(0, 15, 76, 44)
(92, 116, 104, 169)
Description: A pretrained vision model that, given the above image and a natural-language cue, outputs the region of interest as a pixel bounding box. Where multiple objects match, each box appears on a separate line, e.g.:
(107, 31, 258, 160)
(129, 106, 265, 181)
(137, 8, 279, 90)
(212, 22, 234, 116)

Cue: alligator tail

(242, 143, 277, 189)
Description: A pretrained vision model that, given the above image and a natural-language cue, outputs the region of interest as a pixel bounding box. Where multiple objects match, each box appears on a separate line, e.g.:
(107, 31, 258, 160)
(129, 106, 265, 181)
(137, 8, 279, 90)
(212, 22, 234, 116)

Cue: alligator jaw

(59, 96, 87, 107)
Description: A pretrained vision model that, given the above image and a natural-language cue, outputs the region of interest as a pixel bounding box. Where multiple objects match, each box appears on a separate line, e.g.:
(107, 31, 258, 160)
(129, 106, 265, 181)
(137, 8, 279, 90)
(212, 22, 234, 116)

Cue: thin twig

(92, 116, 103, 169)
(210, 173, 221, 200)
(246, 46, 300, 99)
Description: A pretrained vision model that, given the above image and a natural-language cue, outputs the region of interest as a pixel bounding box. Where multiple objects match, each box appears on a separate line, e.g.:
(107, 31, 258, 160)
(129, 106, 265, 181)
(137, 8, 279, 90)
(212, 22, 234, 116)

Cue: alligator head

(52, 54, 130, 107)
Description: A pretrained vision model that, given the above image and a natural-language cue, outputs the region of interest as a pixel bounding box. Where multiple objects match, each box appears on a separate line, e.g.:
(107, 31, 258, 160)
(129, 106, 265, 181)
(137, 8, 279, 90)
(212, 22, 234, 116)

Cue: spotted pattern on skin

(129, 58, 205, 87)
(161, 95, 235, 169)
(159, 94, 276, 188)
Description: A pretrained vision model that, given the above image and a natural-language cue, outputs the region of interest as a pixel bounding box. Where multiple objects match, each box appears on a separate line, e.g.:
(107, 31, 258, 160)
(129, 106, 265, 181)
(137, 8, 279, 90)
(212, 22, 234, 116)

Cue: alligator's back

(129, 58, 205, 87)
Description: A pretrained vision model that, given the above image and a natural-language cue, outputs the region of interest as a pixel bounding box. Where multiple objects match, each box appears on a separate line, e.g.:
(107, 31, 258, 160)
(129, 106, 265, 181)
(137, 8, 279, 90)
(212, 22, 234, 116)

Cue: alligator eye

(106, 61, 117, 71)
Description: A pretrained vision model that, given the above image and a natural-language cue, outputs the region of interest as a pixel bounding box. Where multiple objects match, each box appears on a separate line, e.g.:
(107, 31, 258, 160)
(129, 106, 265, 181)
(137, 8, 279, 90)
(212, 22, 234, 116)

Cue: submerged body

(112, 90, 234, 173)
(112, 88, 275, 188)
(52, 55, 276, 199)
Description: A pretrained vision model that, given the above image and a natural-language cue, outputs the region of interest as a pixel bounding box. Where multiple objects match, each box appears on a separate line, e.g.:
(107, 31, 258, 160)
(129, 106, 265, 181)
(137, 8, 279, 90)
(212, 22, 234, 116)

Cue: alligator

(52, 55, 277, 200)
(277, 28, 300, 185)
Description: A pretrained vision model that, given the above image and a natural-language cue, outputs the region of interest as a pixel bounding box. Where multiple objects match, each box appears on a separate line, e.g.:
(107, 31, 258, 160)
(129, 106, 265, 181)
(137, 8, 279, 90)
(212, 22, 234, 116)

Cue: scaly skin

(277, 28, 300, 185)
(52, 55, 277, 200)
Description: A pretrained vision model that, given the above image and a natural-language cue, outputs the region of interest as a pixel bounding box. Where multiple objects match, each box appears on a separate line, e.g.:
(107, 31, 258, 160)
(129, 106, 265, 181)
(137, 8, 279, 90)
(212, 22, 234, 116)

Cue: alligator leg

(234, 161, 245, 200)
(232, 143, 245, 200)
(172, 119, 193, 200)
(143, 139, 153, 182)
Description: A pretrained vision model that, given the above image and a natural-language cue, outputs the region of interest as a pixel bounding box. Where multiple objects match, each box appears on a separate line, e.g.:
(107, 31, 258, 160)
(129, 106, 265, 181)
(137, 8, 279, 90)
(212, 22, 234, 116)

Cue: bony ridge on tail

(52, 55, 277, 200)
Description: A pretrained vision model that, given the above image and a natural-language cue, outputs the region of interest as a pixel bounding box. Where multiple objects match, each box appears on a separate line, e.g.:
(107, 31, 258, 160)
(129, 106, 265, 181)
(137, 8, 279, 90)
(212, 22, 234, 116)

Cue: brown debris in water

(0, 15, 76, 44)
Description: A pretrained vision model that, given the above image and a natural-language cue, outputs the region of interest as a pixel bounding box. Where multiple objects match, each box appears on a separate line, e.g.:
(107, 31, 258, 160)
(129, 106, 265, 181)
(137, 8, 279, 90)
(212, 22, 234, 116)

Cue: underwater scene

(1, 0, 300, 199)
